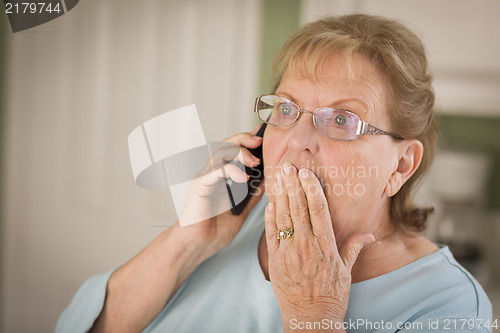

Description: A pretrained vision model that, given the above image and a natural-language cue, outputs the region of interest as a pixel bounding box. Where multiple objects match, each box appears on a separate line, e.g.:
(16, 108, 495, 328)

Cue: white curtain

(1, 0, 260, 331)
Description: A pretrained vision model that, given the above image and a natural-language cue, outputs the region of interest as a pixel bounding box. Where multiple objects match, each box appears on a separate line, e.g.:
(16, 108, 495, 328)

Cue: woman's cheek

(263, 166, 276, 202)
(318, 155, 374, 207)
(262, 139, 281, 202)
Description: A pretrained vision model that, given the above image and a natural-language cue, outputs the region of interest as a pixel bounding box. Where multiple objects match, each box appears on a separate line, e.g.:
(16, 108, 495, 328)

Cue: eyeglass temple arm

(360, 122, 404, 140)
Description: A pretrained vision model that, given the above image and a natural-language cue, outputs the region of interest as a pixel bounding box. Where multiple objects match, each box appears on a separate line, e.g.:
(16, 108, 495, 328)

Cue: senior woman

(57, 14, 492, 333)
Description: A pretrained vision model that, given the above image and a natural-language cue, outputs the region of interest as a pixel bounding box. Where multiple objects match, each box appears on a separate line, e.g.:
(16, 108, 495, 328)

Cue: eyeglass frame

(254, 94, 404, 141)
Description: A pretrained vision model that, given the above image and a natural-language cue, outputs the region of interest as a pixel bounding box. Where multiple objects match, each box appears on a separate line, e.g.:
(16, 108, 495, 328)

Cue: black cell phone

(225, 123, 267, 215)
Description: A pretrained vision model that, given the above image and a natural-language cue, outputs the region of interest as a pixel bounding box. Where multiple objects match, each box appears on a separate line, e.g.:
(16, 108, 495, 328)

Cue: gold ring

(276, 227, 294, 240)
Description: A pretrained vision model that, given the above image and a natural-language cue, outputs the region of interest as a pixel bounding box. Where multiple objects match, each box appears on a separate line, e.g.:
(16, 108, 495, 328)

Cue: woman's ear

(385, 140, 424, 197)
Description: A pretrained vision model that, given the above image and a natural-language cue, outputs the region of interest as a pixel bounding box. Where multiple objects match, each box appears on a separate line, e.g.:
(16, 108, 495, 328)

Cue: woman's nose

(286, 113, 319, 153)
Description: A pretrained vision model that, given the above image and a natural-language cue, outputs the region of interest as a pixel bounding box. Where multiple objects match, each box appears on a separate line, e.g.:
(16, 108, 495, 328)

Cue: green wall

(438, 115, 500, 210)
(258, 0, 301, 95)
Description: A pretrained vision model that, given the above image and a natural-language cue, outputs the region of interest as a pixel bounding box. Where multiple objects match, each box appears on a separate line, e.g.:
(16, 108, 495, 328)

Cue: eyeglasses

(254, 95, 404, 141)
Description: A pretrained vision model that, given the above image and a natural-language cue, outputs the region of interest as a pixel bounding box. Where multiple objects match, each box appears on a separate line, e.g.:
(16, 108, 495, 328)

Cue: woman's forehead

(284, 54, 387, 95)
(285, 50, 384, 81)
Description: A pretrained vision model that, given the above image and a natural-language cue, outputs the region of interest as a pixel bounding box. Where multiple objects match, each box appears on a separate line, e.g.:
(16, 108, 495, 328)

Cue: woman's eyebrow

(324, 98, 370, 116)
(274, 91, 296, 101)
(276, 92, 370, 115)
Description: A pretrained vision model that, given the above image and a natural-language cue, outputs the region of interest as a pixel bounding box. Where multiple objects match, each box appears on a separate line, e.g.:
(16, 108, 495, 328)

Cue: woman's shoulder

(349, 243, 492, 325)
(353, 243, 484, 294)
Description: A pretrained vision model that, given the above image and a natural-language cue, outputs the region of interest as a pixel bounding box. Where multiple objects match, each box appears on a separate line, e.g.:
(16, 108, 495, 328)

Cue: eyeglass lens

(256, 95, 360, 141)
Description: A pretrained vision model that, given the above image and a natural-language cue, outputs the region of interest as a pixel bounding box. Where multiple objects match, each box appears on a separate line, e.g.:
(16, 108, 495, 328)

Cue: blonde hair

(272, 14, 437, 232)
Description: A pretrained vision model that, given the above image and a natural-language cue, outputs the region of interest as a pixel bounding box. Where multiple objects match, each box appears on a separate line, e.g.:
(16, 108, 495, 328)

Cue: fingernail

(267, 202, 275, 212)
(253, 136, 263, 141)
(283, 163, 293, 175)
(299, 168, 310, 179)
(274, 173, 282, 186)
(364, 234, 376, 246)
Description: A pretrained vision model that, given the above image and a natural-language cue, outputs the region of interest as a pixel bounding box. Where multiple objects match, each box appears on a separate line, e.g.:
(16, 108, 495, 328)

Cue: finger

(264, 202, 279, 254)
(297, 168, 335, 242)
(281, 163, 311, 236)
(274, 172, 293, 233)
(221, 164, 250, 183)
(219, 133, 262, 173)
(198, 163, 249, 188)
(340, 233, 375, 270)
(224, 132, 263, 149)
(211, 145, 260, 169)
(197, 142, 241, 177)
(236, 147, 260, 168)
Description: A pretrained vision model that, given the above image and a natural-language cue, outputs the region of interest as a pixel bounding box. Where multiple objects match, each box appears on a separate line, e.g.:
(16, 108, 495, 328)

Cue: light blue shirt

(56, 196, 493, 332)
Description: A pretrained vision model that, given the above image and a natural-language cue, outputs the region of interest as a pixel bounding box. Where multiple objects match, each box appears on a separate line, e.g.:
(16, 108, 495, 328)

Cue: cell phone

(225, 123, 267, 215)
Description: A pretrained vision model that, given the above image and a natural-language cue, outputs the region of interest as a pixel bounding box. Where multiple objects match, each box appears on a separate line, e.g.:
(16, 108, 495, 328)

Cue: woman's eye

(278, 103, 294, 115)
(334, 114, 347, 126)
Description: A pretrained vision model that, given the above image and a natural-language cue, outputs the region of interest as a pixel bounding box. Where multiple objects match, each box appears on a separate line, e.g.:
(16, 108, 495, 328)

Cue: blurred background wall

(1, 0, 499, 331)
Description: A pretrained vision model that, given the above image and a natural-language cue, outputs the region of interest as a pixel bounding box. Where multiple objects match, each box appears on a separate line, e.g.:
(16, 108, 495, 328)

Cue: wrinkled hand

(264, 163, 374, 331)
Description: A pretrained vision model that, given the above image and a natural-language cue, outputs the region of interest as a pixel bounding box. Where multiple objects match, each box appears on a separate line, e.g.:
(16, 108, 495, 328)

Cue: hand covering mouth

(281, 161, 326, 188)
